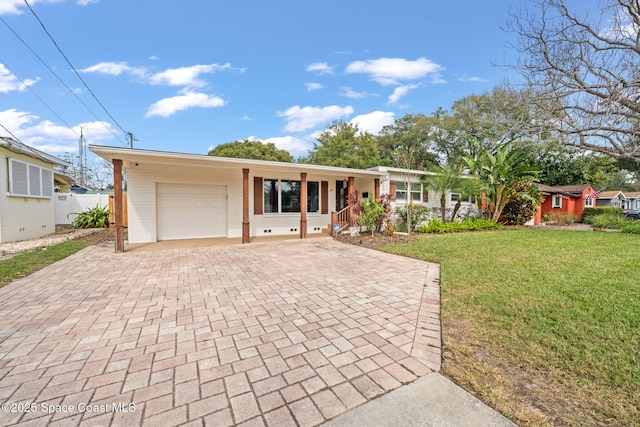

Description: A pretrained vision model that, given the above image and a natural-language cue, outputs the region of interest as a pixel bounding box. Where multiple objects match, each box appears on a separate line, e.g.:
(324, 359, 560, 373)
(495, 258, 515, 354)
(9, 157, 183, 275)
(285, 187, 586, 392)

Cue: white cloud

(339, 86, 375, 99)
(80, 61, 145, 77)
(457, 75, 489, 83)
(277, 105, 354, 132)
(388, 83, 420, 104)
(146, 91, 225, 117)
(349, 111, 395, 135)
(305, 82, 324, 92)
(0, 0, 98, 15)
(263, 136, 312, 157)
(149, 63, 231, 88)
(306, 62, 334, 75)
(346, 57, 444, 85)
(240, 115, 253, 121)
(0, 64, 39, 93)
(0, 109, 113, 152)
(81, 61, 233, 88)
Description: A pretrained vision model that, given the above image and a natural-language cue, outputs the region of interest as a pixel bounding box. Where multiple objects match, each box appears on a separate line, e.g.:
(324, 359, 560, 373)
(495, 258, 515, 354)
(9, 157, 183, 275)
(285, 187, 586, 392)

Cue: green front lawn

(384, 228, 639, 425)
(0, 240, 93, 288)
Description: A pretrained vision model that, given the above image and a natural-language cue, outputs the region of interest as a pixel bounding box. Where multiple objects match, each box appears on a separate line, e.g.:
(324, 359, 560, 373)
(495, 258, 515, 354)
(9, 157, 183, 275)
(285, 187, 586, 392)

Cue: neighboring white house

(596, 190, 626, 208)
(623, 191, 640, 210)
(1, 137, 70, 243)
(368, 166, 480, 224)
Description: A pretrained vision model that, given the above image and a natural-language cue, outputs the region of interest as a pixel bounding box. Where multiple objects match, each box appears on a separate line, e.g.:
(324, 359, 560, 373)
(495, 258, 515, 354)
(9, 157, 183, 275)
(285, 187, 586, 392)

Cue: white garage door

(157, 183, 227, 240)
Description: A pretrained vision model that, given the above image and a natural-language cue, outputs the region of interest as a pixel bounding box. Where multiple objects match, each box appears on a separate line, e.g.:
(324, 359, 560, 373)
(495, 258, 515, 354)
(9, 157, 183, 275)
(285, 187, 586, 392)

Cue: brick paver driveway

(0, 238, 440, 426)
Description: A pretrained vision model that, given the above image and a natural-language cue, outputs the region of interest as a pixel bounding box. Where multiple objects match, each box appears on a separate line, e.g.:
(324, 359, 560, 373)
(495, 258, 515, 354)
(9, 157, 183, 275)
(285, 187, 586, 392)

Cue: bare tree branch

(507, 0, 640, 164)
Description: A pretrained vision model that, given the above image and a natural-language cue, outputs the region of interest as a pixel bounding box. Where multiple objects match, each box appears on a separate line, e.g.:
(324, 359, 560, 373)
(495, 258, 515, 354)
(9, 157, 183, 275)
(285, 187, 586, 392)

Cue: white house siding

(0, 150, 56, 243)
(379, 170, 479, 223)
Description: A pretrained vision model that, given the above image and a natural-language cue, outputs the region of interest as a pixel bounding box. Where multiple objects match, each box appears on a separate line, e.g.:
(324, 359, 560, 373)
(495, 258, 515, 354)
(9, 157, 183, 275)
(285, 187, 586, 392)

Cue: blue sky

(2, 0, 527, 160)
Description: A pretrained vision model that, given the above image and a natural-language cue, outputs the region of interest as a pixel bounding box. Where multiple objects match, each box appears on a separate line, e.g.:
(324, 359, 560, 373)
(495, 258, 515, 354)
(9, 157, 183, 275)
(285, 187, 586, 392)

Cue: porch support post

(374, 178, 380, 200)
(242, 168, 250, 244)
(300, 172, 307, 239)
(347, 176, 355, 225)
(113, 159, 124, 253)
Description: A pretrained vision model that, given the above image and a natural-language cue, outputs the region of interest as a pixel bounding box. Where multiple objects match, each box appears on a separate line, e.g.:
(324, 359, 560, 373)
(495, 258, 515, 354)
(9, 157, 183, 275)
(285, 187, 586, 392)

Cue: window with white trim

(552, 195, 562, 208)
(395, 182, 421, 202)
(8, 158, 53, 198)
(584, 198, 593, 207)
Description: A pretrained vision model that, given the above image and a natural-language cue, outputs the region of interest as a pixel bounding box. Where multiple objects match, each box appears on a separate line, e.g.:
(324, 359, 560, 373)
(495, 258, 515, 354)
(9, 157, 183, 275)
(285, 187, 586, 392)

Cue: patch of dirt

(0, 227, 117, 260)
(334, 231, 417, 249)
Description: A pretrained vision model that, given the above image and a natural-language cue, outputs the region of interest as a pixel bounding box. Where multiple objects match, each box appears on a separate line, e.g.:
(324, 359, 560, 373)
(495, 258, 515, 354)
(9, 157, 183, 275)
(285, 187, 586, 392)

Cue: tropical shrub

(582, 207, 623, 221)
(72, 205, 110, 228)
(502, 181, 543, 225)
(621, 223, 640, 234)
(359, 197, 386, 235)
(394, 204, 431, 230)
(587, 213, 633, 230)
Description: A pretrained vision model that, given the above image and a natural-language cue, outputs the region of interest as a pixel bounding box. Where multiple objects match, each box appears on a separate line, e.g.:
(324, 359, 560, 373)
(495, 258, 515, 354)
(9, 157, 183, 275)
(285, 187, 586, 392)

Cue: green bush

(502, 180, 543, 225)
(72, 205, 110, 229)
(582, 207, 623, 221)
(394, 204, 431, 230)
(416, 218, 502, 234)
(587, 213, 633, 229)
(621, 223, 640, 234)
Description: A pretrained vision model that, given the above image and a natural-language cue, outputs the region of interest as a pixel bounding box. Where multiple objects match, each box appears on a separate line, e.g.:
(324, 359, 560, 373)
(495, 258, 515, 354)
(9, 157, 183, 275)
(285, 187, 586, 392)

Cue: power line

(0, 57, 79, 137)
(0, 15, 126, 145)
(22, 0, 131, 144)
(0, 122, 21, 141)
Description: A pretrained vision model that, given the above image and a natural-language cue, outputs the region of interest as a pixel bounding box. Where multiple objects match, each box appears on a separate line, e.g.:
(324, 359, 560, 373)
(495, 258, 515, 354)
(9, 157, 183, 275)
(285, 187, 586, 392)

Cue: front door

(336, 180, 348, 211)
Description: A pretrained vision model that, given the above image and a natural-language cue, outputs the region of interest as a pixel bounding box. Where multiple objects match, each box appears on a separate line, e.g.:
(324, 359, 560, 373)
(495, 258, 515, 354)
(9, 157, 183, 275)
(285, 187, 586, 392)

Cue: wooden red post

(300, 172, 307, 239)
(113, 159, 124, 253)
(374, 178, 380, 200)
(242, 168, 250, 243)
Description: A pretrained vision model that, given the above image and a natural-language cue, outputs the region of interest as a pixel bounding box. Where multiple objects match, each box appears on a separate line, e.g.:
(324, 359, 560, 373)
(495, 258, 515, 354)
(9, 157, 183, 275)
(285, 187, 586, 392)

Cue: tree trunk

(451, 200, 462, 221)
(440, 194, 446, 222)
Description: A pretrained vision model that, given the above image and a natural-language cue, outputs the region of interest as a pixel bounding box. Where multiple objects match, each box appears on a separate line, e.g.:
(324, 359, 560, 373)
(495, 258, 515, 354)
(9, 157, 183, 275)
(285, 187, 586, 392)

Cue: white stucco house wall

(1, 137, 70, 243)
(89, 145, 478, 245)
(369, 166, 480, 225)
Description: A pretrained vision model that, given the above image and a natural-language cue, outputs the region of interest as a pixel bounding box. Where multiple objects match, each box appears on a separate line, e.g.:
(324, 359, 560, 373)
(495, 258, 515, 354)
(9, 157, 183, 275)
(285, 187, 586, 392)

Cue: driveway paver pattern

(0, 238, 440, 426)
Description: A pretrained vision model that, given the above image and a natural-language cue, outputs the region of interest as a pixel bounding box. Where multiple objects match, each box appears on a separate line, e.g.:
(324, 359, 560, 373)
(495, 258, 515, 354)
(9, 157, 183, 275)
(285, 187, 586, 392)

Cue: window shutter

(29, 165, 41, 197)
(10, 159, 28, 196)
(422, 188, 429, 203)
(321, 181, 328, 214)
(254, 176, 263, 215)
(42, 169, 53, 198)
(389, 180, 397, 201)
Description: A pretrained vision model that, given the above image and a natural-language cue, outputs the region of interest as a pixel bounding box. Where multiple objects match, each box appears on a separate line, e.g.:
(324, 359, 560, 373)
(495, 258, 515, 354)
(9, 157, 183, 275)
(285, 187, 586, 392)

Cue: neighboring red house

(533, 184, 598, 225)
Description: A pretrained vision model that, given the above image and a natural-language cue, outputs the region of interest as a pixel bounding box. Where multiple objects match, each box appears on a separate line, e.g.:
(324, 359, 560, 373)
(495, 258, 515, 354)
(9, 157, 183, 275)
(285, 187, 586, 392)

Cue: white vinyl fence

(55, 193, 111, 225)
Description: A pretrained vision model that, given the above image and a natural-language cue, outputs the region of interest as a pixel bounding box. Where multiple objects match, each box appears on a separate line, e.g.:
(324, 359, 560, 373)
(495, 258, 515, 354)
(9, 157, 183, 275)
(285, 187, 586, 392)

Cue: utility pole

(126, 132, 137, 148)
(79, 127, 85, 187)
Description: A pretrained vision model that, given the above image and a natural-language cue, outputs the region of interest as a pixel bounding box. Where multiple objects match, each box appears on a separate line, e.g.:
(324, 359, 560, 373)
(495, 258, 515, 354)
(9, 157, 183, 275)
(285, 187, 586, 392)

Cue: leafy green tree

(377, 114, 438, 168)
(527, 143, 618, 187)
(208, 139, 293, 162)
(465, 144, 539, 221)
(305, 121, 382, 169)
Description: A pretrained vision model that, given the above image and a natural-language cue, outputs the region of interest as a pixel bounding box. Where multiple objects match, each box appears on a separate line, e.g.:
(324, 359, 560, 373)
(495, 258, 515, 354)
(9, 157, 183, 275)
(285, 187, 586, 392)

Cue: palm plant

(465, 144, 539, 221)
(423, 162, 478, 222)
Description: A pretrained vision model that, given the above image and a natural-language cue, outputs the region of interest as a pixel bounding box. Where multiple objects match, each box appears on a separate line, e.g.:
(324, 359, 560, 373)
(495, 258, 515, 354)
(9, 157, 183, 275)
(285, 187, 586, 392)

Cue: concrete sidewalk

(326, 373, 516, 427)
